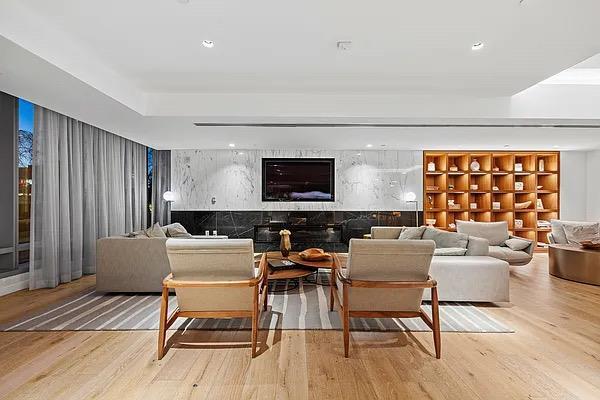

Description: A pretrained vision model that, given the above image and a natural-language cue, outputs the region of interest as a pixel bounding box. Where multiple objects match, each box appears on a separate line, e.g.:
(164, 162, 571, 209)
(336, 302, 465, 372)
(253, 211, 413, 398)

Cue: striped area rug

(1, 274, 513, 333)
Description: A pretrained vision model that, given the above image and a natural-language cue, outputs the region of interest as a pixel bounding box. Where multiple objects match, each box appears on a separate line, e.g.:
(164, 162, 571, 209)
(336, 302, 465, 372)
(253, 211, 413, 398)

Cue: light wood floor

(0, 253, 599, 399)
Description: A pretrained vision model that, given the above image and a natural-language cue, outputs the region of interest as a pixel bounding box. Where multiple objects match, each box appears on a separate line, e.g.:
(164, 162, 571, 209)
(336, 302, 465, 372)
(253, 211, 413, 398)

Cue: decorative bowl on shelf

(425, 219, 437, 226)
(515, 201, 532, 210)
(579, 239, 600, 250)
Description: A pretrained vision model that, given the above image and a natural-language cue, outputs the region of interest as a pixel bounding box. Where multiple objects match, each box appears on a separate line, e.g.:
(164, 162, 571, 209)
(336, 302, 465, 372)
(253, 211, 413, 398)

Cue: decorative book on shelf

(423, 151, 560, 246)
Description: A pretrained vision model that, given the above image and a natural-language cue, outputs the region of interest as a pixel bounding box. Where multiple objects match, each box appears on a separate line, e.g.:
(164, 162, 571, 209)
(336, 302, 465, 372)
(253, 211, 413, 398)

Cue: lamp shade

(163, 191, 176, 202)
(404, 191, 417, 202)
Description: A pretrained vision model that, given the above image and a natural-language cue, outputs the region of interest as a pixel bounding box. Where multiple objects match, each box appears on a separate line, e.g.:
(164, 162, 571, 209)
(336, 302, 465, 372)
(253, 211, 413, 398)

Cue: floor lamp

(404, 192, 419, 227)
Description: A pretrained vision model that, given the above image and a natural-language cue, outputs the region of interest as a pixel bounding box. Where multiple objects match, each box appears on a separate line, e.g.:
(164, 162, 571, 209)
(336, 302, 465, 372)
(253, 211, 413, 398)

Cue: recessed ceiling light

(202, 40, 215, 48)
(228, 143, 235, 148)
(553, 145, 560, 148)
(366, 144, 373, 148)
(471, 42, 484, 50)
(503, 144, 510, 148)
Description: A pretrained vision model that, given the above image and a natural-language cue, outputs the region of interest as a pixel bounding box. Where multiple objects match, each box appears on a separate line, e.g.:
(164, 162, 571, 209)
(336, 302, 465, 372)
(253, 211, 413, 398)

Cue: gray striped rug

(1, 275, 513, 333)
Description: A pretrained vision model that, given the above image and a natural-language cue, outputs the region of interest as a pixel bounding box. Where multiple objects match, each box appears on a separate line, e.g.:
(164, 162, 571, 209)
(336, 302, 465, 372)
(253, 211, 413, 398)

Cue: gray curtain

(151, 150, 171, 226)
(30, 106, 147, 289)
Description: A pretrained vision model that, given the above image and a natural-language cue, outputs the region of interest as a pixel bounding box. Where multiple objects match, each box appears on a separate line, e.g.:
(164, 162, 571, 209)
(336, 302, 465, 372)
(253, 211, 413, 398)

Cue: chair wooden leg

(252, 285, 259, 358)
(329, 269, 336, 311)
(262, 279, 269, 311)
(431, 286, 441, 359)
(342, 283, 350, 358)
(157, 286, 169, 360)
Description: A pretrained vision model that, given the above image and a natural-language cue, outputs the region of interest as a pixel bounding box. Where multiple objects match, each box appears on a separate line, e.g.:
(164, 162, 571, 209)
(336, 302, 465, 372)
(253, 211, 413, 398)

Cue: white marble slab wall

(171, 150, 423, 211)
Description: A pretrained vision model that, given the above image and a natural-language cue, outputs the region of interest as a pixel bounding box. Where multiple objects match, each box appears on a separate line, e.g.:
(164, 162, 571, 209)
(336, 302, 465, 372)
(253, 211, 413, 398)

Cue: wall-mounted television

(262, 158, 335, 202)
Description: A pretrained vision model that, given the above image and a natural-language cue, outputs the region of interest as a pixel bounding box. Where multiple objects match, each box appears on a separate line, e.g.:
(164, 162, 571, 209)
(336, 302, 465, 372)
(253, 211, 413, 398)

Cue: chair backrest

(346, 239, 435, 281)
(166, 238, 255, 282)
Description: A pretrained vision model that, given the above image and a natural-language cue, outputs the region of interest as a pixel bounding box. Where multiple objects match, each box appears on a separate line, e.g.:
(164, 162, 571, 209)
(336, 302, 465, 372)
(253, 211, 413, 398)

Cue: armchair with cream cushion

(330, 239, 440, 358)
(456, 220, 534, 266)
(158, 239, 267, 359)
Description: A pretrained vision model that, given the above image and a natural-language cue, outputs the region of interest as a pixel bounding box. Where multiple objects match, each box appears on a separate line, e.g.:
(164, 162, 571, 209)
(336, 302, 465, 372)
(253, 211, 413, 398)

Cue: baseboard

(0, 272, 29, 296)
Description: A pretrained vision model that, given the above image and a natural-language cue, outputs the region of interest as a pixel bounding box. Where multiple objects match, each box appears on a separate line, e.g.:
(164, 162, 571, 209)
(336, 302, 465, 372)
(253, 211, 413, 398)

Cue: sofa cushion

(398, 226, 426, 240)
(504, 237, 533, 251)
(423, 227, 468, 249)
(563, 223, 600, 245)
(489, 246, 531, 265)
(456, 220, 509, 246)
(145, 222, 167, 238)
(434, 247, 468, 256)
(550, 220, 599, 245)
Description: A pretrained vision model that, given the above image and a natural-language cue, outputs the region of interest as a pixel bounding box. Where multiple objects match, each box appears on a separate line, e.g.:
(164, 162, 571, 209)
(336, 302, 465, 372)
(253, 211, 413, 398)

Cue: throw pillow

(504, 237, 532, 251)
(434, 247, 468, 256)
(456, 220, 509, 246)
(422, 227, 468, 249)
(563, 223, 600, 245)
(398, 226, 426, 240)
(164, 222, 192, 238)
(145, 222, 167, 238)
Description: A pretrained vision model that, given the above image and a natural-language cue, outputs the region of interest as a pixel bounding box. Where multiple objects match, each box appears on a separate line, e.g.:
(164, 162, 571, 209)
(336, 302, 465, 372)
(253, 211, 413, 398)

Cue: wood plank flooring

(0, 254, 599, 399)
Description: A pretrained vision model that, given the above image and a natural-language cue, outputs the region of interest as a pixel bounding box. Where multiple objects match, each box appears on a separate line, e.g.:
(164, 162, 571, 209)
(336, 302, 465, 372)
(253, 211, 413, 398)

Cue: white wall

(586, 150, 600, 221)
(560, 151, 588, 220)
(171, 150, 422, 211)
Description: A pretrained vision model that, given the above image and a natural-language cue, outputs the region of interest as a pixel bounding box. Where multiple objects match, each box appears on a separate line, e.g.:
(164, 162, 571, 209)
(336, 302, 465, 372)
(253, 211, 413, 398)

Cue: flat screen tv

(262, 158, 335, 202)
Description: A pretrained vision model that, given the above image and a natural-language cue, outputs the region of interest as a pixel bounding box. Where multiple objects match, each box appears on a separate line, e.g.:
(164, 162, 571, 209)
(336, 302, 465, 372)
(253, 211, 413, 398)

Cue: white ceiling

(15, 0, 600, 95)
(1, 0, 600, 150)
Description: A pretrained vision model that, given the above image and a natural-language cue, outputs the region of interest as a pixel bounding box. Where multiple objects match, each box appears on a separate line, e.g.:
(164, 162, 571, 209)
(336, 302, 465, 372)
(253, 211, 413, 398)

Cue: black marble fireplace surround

(171, 210, 423, 252)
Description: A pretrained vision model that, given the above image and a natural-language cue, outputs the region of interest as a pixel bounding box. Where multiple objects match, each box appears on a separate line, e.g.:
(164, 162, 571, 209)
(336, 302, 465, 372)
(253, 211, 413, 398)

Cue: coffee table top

(257, 251, 347, 280)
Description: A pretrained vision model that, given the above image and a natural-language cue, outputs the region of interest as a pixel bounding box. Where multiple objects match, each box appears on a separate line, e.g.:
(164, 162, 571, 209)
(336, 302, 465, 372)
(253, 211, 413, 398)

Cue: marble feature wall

(171, 150, 423, 211)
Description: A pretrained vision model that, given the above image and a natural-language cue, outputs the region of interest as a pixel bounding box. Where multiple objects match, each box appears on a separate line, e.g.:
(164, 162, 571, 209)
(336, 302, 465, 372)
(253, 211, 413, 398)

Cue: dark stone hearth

(171, 210, 423, 252)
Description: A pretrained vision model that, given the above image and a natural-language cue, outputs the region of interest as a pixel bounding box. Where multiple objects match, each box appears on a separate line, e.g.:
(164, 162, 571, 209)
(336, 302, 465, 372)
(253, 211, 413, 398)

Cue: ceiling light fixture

(366, 144, 373, 148)
(471, 42, 484, 50)
(202, 40, 215, 48)
(503, 144, 510, 148)
(228, 143, 235, 148)
(552, 145, 560, 148)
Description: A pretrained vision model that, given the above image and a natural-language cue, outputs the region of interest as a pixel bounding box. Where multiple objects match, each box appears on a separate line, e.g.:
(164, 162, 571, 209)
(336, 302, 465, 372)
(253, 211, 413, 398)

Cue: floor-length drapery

(151, 150, 171, 226)
(30, 106, 147, 289)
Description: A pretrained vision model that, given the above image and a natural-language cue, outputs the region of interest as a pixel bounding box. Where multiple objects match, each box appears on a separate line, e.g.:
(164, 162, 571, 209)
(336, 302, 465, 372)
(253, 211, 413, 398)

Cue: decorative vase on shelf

(470, 159, 480, 171)
(279, 229, 291, 258)
(539, 159, 545, 172)
(427, 161, 436, 172)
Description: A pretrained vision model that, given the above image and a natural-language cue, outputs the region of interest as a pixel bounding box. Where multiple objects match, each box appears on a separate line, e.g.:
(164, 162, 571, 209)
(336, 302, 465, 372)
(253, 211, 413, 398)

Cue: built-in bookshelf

(423, 151, 560, 247)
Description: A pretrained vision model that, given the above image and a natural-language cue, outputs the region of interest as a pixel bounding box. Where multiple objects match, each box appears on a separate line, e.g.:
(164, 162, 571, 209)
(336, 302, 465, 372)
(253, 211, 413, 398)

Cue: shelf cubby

(469, 154, 492, 172)
(492, 173, 513, 192)
(469, 173, 491, 192)
(514, 153, 536, 172)
(425, 153, 447, 172)
(536, 153, 559, 172)
(492, 153, 515, 172)
(447, 153, 469, 172)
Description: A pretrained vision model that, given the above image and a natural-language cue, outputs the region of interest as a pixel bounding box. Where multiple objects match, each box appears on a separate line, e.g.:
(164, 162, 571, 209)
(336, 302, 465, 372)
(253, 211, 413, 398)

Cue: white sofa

(371, 227, 509, 302)
(548, 219, 600, 244)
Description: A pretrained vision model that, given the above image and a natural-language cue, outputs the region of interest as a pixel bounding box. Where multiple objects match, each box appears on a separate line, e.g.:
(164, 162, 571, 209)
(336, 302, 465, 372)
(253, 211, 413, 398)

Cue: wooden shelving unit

(423, 151, 560, 246)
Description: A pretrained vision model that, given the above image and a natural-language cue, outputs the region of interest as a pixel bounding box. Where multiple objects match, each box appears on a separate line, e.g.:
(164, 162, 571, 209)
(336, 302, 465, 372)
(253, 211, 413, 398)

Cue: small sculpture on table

(279, 229, 292, 258)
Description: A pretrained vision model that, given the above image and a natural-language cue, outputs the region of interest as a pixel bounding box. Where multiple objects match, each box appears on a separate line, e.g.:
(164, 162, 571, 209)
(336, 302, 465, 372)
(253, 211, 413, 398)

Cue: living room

(1, 1, 600, 399)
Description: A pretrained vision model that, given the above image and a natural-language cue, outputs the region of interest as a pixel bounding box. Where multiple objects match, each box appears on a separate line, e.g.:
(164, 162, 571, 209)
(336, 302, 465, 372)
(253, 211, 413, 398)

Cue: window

(17, 99, 34, 266)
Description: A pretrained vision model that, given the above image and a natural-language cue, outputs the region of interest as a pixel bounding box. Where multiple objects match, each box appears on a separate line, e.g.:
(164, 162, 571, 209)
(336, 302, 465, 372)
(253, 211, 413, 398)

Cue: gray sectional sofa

(371, 226, 510, 302)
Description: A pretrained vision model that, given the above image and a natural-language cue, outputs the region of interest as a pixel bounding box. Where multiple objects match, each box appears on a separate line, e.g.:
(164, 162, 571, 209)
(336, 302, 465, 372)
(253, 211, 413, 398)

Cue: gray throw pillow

(145, 222, 167, 238)
(434, 247, 468, 256)
(563, 223, 600, 245)
(422, 227, 468, 249)
(504, 237, 532, 251)
(398, 226, 426, 240)
(164, 222, 192, 238)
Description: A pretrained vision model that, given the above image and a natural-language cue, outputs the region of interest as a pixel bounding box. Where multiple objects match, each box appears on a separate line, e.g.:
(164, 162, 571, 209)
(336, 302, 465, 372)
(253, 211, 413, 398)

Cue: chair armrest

(509, 235, 535, 256)
(336, 269, 437, 289)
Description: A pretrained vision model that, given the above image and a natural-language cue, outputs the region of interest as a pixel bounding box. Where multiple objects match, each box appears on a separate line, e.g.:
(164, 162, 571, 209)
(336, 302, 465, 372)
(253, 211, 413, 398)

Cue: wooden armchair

(329, 239, 440, 358)
(158, 239, 268, 359)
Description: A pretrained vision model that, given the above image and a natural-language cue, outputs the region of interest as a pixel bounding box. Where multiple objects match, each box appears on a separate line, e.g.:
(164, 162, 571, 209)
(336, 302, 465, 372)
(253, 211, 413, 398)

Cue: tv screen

(262, 158, 335, 202)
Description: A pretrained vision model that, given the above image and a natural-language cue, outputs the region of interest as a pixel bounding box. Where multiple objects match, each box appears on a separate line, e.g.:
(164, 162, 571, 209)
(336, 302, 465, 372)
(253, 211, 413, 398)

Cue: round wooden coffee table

(549, 244, 600, 286)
